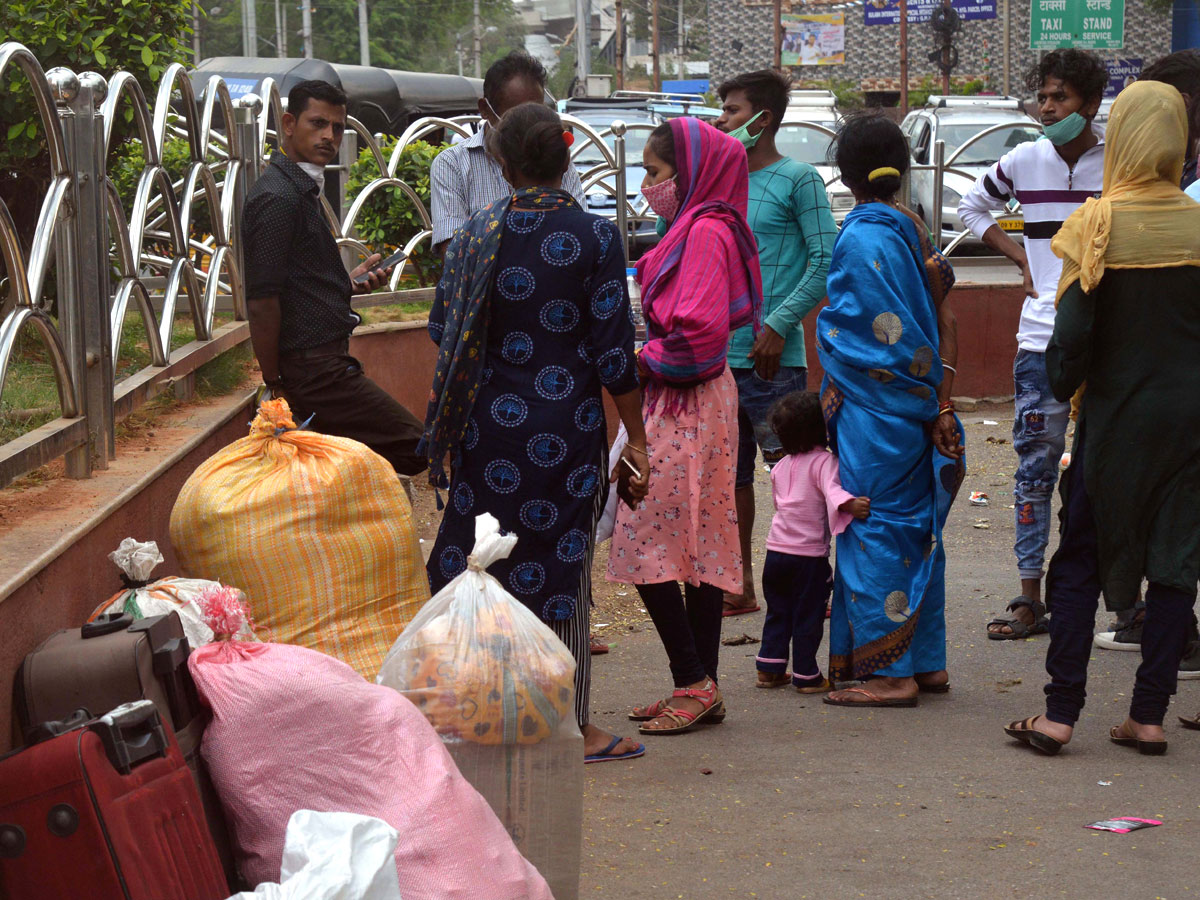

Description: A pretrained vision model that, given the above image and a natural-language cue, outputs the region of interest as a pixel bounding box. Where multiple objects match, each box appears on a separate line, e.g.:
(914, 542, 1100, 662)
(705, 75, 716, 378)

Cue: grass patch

(0, 328, 62, 443)
(2, 307, 245, 445)
(357, 301, 432, 325)
(195, 344, 253, 398)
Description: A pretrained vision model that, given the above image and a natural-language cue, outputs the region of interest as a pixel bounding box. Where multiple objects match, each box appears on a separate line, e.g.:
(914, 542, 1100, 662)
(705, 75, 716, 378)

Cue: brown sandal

(639, 680, 725, 735)
(1109, 723, 1168, 756)
(823, 686, 918, 708)
(756, 672, 791, 689)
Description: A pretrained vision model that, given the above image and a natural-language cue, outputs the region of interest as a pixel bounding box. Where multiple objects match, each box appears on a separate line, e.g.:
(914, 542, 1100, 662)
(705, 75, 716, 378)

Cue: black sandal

(1178, 713, 1200, 731)
(987, 597, 1049, 641)
(1109, 724, 1168, 756)
(1004, 715, 1064, 756)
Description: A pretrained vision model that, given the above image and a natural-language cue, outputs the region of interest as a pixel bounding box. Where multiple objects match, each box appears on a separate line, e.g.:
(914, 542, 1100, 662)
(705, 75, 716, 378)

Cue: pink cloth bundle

(190, 640, 552, 899)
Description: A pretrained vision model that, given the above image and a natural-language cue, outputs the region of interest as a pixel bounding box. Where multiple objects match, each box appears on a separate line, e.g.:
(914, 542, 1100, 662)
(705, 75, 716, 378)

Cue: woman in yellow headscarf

(1004, 80, 1200, 757)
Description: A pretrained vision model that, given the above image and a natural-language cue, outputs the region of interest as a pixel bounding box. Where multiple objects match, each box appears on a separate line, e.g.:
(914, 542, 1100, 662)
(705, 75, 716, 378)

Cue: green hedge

(108, 137, 216, 253)
(345, 138, 447, 287)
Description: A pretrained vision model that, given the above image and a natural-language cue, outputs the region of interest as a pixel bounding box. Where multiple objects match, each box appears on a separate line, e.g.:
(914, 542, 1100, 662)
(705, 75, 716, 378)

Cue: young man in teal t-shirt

(715, 70, 838, 615)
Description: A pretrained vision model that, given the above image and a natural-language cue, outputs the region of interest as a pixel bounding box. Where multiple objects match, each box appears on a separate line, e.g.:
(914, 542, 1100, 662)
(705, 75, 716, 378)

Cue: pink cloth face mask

(642, 175, 680, 223)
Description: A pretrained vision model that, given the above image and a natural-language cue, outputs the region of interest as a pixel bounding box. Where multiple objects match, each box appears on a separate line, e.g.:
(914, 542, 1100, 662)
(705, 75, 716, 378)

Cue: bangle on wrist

(627, 444, 650, 458)
(938, 400, 955, 414)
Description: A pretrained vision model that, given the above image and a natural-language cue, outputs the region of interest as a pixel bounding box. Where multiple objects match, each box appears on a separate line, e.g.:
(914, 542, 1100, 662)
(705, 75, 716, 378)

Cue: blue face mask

(1042, 112, 1089, 146)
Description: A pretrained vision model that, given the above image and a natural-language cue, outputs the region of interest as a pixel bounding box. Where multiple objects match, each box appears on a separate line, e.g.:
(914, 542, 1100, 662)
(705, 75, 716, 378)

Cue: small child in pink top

(756, 391, 870, 692)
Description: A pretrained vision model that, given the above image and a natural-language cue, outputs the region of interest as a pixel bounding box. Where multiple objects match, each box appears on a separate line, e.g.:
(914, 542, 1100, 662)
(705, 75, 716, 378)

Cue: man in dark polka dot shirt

(242, 79, 425, 475)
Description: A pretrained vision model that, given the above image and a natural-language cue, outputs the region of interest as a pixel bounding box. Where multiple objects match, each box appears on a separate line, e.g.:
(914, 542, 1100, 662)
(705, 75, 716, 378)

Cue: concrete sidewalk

(581, 408, 1198, 899)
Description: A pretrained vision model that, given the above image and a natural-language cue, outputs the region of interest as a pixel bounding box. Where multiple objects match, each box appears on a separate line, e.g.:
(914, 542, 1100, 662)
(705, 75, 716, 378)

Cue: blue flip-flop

(585, 736, 646, 764)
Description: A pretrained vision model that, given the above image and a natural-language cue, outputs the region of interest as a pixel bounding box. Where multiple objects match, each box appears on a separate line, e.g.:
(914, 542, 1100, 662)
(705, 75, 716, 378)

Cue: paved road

(580, 408, 1198, 900)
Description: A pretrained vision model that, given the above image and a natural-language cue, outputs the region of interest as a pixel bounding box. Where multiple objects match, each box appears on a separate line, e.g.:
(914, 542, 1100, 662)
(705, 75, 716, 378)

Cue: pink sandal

(628, 696, 674, 721)
(638, 679, 725, 735)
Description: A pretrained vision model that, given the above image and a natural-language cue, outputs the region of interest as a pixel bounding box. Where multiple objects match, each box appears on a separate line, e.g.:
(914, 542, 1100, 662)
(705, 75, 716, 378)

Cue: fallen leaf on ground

(722, 633, 760, 646)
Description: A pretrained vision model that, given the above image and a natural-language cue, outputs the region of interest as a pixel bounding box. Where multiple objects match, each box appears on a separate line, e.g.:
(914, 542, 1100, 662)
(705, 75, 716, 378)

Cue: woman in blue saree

(818, 115, 965, 707)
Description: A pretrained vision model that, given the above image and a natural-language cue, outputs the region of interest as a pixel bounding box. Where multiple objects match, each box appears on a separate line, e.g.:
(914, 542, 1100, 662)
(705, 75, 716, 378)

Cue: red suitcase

(13, 611, 240, 889)
(0, 701, 229, 900)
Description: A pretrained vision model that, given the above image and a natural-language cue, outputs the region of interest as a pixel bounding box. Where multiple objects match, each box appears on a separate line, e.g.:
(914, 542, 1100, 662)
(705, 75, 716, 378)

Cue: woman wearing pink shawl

(607, 117, 763, 735)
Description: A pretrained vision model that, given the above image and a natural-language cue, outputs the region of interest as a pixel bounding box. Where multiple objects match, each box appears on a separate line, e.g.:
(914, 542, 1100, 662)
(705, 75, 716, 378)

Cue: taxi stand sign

(1031, 0, 1125, 49)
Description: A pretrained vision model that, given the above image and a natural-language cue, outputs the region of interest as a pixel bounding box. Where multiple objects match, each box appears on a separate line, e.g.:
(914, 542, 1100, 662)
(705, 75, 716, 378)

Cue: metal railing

(906, 121, 1043, 253)
(0, 41, 634, 488)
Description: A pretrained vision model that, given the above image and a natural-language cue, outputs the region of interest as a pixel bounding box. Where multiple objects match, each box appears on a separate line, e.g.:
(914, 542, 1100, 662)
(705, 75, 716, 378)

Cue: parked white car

(901, 96, 1041, 246)
(775, 90, 849, 222)
(558, 100, 663, 254)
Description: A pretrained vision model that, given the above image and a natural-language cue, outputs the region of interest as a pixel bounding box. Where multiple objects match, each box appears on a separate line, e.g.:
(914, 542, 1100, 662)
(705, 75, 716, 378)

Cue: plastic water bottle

(627, 267, 647, 351)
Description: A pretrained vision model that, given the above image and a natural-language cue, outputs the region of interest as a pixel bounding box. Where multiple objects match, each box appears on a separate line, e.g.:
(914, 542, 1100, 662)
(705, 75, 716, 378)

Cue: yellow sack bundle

(169, 398, 430, 678)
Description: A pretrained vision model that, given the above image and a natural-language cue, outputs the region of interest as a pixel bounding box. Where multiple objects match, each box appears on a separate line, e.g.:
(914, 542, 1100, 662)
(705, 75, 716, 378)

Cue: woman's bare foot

(1112, 718, 1165, 743)
(722, 591, 759, 615)
(582, 724, 641, 758)
(987, 605, 1035, 636)
(1004, 714, 1072, 755)
(915, 670, 949, 690)
(1033, 716, 1073, 744)
(827, 675, 918, 704)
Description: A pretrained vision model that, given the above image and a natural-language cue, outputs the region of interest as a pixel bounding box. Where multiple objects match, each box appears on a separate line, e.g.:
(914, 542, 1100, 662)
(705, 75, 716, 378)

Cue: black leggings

(1044, 437, 1195, 727)
(636, 581, 723, 688)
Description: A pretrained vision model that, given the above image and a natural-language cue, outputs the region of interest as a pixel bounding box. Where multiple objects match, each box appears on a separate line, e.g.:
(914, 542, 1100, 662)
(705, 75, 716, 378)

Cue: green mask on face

(1042, 112, 1089, 146)
(728, 110, 766, 149)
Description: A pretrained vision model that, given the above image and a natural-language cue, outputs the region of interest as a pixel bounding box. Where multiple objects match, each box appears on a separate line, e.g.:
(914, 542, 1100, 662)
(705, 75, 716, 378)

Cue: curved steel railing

(0, 45, 80, 443)
(909, 120, 1043, 252)
(0, 44, 639, 486)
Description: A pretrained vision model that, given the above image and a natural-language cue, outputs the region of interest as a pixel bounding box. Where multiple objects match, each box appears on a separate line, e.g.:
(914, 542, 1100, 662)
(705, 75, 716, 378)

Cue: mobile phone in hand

(352, 249, 406, 284)
(621, 456, 642, 480)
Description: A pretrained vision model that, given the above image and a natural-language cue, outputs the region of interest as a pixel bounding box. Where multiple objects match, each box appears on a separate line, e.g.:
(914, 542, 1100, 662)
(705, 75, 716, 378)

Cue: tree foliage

(0, 0, 193, 293)
(109, 137, 217, 251)
(197, 0, 524, 76)
(1, 0, 193, 174)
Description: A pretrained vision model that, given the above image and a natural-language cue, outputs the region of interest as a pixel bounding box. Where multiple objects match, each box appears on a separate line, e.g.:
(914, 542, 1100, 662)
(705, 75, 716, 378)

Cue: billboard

(864, 0, 997, 26)
(782, 12, 846, 66)
(1104, 57, 1142, 96)
(1030, 0, 1125, 49)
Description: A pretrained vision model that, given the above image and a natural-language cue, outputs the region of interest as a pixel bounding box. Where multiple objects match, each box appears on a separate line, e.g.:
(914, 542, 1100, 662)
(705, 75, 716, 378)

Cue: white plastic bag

(227, 810, 402, 900)
(377, 513, 578, 745)
(90, 538, 257, 648)
(110, 537, 164, 582)
(377, 513, 583, 900)
(595, 424, 628, 544)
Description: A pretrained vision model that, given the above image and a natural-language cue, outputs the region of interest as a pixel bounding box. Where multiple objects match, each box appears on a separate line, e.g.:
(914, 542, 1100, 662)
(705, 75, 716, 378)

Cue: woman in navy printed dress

(424, 102, 650, 763)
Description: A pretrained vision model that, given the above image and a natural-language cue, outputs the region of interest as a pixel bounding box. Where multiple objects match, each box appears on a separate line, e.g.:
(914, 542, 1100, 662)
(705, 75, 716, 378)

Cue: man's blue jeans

(1012, 350, 1070, 580)
(733, 366, 807, 489)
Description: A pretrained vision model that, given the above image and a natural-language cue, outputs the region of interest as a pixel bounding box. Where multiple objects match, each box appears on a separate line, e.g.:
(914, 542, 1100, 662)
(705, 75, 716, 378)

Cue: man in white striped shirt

(430, 50, 585, 255)
(958, 49, 1107, 641)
